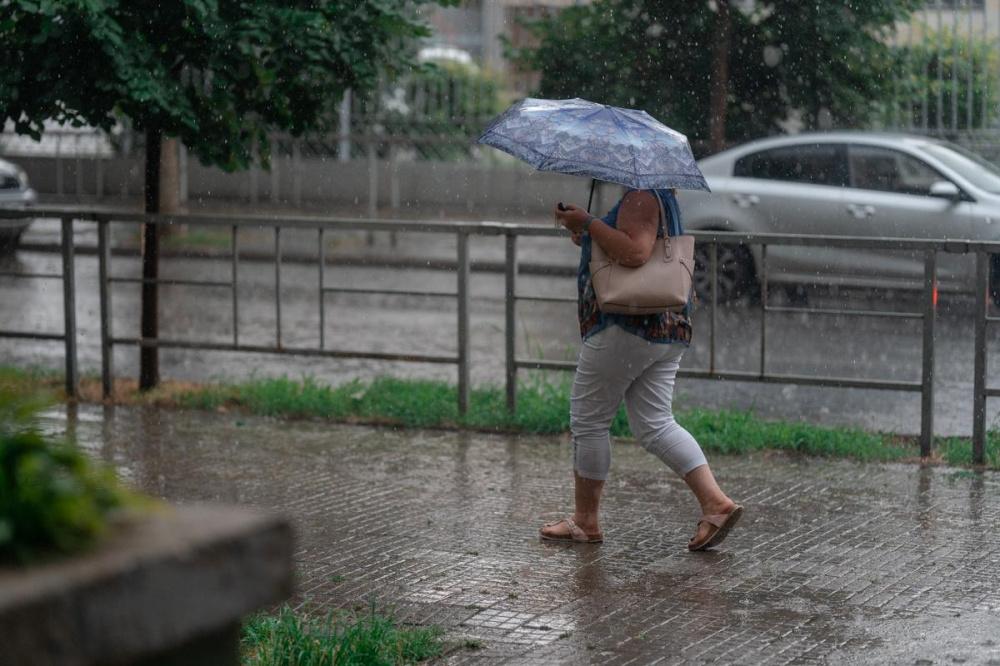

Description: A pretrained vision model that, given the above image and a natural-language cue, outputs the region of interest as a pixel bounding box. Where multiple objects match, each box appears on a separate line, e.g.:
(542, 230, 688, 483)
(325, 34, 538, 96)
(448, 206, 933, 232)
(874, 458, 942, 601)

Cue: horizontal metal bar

(0, 330, 65, 341)
(515, 358, 921, 392)
(515, 359, 576, 371)
(679, 370, 922, 392)
(515, 295, 577, 304)
(988, 316, 1000, 323)
(987, 387, 1000, 398)
(0, 271, 63, 279)
(765, 306, 922, 320)
(111, 337, 458, 364)
(322, 286, 456, 298)
(109, 277, 233, 288)
(5, 207, 1000, 252)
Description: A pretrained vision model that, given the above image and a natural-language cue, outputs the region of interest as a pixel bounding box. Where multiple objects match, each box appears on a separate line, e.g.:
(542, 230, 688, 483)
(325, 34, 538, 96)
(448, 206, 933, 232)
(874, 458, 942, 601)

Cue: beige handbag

(589, 191, 695, 315)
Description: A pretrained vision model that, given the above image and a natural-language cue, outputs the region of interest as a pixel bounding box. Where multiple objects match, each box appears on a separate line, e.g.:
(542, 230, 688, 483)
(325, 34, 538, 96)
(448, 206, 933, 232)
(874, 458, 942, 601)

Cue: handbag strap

(653, 189, 683, 237)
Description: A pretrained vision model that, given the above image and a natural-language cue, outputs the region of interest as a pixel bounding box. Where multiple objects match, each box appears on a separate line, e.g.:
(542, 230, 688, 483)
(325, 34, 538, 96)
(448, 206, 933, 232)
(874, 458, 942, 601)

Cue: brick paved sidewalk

(69, 406, 1000, 665)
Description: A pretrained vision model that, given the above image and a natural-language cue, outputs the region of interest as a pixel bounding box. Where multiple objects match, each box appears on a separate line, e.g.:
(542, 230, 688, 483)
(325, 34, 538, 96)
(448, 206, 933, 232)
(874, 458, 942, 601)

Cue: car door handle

(846, 203, 875, 219)
(732, 193, 760, 208)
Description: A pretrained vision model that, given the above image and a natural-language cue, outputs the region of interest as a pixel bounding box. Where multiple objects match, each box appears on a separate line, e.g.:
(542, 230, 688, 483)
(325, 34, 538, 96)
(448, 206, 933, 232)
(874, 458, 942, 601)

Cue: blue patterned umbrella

(477, 97, 710, 192)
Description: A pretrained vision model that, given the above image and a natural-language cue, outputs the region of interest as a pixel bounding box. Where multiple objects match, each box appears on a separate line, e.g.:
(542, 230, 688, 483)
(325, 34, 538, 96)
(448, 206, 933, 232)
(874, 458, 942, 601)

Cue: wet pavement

(3, 216, 1000, 437)
(51, 404, 1000, 664)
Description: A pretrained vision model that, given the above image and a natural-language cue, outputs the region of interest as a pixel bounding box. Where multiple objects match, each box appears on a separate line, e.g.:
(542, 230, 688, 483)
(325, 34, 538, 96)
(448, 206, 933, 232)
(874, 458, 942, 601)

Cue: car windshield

(919, 142, 1000, 194)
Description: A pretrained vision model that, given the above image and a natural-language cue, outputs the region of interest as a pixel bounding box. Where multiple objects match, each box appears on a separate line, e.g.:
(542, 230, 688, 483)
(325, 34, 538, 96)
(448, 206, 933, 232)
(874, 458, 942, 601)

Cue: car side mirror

(929, 180, 961, 200)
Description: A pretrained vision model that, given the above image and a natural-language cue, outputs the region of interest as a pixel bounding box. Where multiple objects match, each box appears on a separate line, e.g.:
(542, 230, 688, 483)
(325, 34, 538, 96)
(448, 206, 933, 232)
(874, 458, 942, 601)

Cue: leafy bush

(0, 373, 139, 564)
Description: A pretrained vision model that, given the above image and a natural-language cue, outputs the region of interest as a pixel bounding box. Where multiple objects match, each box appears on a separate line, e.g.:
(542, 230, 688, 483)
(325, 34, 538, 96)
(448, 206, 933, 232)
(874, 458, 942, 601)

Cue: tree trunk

(139, 127, 162, 391)
(709, 0, 732, 154)
(159, 137, 181, 214)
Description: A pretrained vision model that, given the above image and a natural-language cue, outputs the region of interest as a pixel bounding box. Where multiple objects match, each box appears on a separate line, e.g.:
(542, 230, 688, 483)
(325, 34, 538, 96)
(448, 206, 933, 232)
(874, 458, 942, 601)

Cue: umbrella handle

(587, 179, 596, 213)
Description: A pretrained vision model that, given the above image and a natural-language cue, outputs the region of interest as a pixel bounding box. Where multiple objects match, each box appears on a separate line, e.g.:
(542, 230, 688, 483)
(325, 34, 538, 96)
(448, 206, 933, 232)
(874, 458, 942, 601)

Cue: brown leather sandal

(688, 505, 743, 551)
(539, 517, 603, 544)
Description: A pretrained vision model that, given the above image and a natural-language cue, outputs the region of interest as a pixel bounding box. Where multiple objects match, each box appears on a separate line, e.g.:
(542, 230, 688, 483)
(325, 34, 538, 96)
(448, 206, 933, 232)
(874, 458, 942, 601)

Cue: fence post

(367, 138, 377, 245)
(270, 138, 279, 204)
(505, 233, 517, 413)
(96, 155, 105, 201)
(179, 142, 189, 205)
(338, 90, 352, 163)
(60, 217, 78, 398)
(292, 140, 302, 207)
(457, 231, 470, 415)
(55, 137, 63, 198)
(389, 141, 400, 248)
(972, 251, 988, 464)
(920, 249, 937, 457)
(250, 142, 259, 205)
(97, 217, 114, 400)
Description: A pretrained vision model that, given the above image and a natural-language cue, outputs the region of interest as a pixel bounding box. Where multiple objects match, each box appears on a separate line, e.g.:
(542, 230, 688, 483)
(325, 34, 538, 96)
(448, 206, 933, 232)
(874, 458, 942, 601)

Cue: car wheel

(694, 242, 757, 304)
(991, 253, 1000, 308)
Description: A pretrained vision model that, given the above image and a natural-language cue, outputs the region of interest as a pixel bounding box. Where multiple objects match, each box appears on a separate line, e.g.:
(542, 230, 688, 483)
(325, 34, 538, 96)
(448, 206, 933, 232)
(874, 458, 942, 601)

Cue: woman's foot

(539, 514, 603, 543)
(688, 500, 742, 551)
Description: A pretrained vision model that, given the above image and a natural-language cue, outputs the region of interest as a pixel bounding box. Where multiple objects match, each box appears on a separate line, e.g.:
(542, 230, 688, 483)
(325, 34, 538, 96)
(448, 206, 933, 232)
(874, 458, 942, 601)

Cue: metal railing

(0, 207, 997, 463)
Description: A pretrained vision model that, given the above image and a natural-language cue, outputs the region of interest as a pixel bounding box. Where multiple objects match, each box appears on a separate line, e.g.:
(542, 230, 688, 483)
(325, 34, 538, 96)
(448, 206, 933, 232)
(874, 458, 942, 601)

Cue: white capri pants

(571, 325, 707, 481)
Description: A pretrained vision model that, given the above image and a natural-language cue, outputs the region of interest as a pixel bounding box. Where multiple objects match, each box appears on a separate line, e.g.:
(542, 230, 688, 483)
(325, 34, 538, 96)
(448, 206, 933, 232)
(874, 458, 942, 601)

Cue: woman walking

(540, 188, 743, 551)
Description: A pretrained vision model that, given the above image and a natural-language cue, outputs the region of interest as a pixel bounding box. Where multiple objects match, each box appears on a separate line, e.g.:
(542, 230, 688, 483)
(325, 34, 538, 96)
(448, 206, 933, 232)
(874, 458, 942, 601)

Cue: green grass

(161, 228, 234, 251)
(3, 364, 998, 469)
(241, 605, 444, 665)
(173, 373, 1000, 467)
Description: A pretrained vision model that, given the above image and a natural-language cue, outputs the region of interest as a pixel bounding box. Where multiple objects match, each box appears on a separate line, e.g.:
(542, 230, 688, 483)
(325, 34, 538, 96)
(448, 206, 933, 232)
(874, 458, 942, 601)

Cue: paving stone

(62, 405, 1000, 664)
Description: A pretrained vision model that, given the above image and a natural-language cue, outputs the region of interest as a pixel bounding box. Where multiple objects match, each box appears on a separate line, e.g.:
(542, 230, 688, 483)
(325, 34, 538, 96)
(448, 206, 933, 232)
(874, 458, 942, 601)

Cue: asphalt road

(2, 219, 999, 437)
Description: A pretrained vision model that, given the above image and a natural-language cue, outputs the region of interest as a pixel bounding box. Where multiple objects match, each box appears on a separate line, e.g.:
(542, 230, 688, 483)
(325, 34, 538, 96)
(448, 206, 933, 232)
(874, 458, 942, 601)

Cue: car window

(733, 144, 848, 186)
(919, 142, 1000, 194)
(848, 145, 944, 196)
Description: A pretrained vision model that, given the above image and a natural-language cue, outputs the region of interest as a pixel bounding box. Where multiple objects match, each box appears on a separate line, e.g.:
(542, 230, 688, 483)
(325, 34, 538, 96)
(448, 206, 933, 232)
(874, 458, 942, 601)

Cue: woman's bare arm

(554, 191, 659, 267)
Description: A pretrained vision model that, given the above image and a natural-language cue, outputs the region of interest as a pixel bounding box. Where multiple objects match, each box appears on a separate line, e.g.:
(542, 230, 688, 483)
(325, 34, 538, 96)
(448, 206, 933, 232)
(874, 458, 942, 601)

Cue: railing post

(318, 227, 326, 350)
(274, 227, 282, 349)
(60, 217, 78, 399)
(505, 233, 517, 413)
(972, 251, 988, 465)
(920, 249, 937, 457)
(231, 225, 239, 347)
(292, 140, 302, 207)
(367, 138, 377, 245)
(270, 138, 280, 204)
(97, 217, 114, 400)
(457, 231, 470, 415)
(759, 244, 768, 376)
(710, 241, 718, 375)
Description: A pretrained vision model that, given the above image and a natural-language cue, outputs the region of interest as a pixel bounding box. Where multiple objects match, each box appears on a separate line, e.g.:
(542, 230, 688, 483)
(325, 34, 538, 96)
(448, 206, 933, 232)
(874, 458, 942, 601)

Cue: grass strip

(241, 605, 444, 666)
(4, 365, 998, 469)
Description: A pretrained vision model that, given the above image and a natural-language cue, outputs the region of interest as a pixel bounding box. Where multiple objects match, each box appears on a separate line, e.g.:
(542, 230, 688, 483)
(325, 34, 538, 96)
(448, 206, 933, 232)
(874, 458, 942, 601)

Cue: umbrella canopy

(477, 97, 710, 192)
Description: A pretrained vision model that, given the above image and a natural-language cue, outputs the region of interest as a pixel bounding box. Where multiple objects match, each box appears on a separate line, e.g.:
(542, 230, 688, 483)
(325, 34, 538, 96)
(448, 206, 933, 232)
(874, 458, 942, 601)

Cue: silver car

(0, 157, 37, 252)
(678, 132, 1000, 304)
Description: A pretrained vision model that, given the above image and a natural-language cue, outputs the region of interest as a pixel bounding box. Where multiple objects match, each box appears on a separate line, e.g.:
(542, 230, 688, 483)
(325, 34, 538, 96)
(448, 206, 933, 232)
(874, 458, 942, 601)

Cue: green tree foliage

(510, 0, 924, 147)
(884, 28, 1000, 131)
(0, 0, 450, 170)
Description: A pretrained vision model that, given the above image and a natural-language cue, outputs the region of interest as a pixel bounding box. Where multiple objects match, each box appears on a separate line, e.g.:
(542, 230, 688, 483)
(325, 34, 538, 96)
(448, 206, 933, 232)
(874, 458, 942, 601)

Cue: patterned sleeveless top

(578, 188, 693, 345)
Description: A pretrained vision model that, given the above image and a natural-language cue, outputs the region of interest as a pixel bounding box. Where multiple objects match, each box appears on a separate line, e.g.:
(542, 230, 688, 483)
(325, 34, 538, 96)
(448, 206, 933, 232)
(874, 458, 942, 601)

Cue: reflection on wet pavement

(48, 404, 1000, 664)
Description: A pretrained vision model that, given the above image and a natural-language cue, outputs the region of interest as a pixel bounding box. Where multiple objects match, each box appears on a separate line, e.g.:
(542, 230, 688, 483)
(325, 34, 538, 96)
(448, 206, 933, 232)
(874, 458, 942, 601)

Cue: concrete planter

(0, 506, 293, 666)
